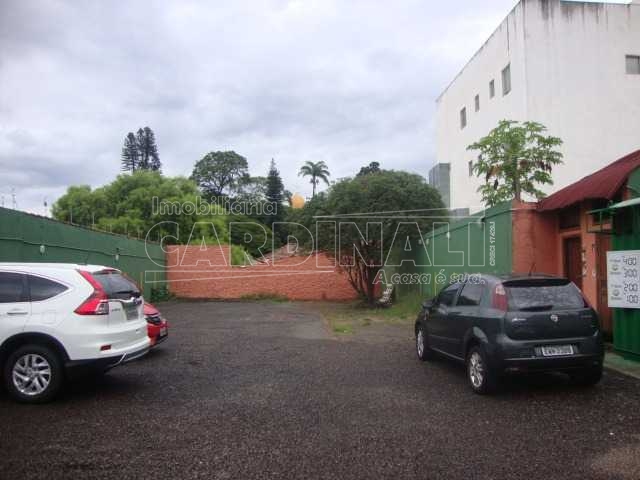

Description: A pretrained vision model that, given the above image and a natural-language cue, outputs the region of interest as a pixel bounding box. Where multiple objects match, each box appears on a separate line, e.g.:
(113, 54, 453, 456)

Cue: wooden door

(563, 237, 582, 289)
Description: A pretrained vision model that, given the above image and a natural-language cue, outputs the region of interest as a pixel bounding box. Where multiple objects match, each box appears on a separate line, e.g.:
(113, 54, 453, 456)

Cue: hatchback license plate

(159, 327, 167, 337)
(541, 345, 573, 357)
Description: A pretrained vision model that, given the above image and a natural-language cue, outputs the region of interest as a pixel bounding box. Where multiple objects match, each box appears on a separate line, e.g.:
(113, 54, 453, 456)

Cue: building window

(474, 94, 480, 112)
(489, 79, 495, 98)
(502, 63, 511, 95)
(626, 55, 640, 74)
(460, 107, 467, 129)
(559, 206, 580, 230)
(468, 160, 473, 177)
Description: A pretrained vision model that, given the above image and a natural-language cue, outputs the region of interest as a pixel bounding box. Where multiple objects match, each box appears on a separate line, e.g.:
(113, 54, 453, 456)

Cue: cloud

(0, 0, 515, 213)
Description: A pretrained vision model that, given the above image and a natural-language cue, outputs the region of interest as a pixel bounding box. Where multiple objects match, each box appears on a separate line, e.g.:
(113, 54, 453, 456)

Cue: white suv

(0, 263, 150, 403)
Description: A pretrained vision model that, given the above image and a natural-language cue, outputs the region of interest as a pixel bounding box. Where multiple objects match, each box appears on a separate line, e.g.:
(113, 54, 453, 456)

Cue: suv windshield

(506, 282, 585, 311)
(92, 271, 140, 299)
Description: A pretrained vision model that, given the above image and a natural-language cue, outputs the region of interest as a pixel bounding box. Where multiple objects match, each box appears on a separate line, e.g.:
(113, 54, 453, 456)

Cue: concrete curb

(604, 351, 640, 380)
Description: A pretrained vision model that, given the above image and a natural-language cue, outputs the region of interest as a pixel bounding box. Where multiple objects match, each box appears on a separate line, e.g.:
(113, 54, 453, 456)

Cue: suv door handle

(7, 309, 29, 316)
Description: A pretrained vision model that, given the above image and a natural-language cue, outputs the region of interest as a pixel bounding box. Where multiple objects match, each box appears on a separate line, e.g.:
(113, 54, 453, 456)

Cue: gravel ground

(1, 300, 639, 480)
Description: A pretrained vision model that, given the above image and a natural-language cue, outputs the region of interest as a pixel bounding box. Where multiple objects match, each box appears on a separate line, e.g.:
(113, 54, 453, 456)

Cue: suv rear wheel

(3, 344, 64, 404)
(466, 345, 497, 394)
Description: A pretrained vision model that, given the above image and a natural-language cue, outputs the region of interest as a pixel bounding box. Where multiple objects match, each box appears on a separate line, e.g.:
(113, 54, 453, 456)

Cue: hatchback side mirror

(422, 299, 434, 310)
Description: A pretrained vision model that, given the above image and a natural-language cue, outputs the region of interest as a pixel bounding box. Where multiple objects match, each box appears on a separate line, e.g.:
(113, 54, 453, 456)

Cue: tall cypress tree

(122, 127, 161, 173)
(265, 158, 284, 227)
(142, 126, 161, 171)
(121, 132, 139, 172)
(135, 128, 147, 169)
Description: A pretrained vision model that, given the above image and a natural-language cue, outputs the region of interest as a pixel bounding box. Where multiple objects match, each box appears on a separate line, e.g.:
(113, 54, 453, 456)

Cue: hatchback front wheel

(416, 324, 434, 361)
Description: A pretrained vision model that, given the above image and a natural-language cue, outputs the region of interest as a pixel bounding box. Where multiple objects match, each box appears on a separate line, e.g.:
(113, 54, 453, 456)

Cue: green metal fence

(0, 207, 165, 299)
(392, 202, 513, 300)
(610, 184, 640, 359)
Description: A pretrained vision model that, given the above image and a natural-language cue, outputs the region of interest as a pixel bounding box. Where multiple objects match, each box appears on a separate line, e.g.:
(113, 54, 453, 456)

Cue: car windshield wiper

(113, 289, 141, 298)
(518, 304, 554, 311)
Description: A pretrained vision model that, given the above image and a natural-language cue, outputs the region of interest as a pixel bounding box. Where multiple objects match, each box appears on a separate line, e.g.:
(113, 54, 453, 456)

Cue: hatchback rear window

(92, 271, 140, 299)
(506, 282, 586, 311)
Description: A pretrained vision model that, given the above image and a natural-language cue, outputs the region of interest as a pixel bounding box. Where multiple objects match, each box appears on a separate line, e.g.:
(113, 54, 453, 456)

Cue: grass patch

(239, 292, 290, 303)
(360, 317, 372, 327)
(377, 293, 424, 324)
(332, 323, 354, 335)
(149, 286, 174, 303)
(310, 292, 424, 336)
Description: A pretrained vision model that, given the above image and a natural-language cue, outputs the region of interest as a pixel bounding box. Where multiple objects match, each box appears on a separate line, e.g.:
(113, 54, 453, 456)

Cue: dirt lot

(1, 300, 640, 479)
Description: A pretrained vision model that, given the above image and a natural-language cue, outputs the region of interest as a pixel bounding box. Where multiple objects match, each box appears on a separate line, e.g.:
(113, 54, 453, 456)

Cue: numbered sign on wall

(607, 250, 640, 308)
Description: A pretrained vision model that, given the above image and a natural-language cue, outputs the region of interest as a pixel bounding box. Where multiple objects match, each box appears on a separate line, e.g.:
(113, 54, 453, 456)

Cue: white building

(435, 0, 640, 212)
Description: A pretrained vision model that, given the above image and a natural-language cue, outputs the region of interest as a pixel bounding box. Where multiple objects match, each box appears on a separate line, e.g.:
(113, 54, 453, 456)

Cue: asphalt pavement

(1, 300, 639, 479)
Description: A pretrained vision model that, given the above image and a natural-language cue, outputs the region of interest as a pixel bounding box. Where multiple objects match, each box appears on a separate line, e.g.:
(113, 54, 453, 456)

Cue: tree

(53, 172, 210, 243)
(283, 189, 293, 206)
(136, 127, 161, 171)
(51, 185, 107, 225)
(285, 192, 329, 247)
(357, 161, 381, 176)
(264, 159, 285, 227)
(52, 171, 278, 261)
(191, 151, 249, 198)
(228, 214, 279, 258)
(121, 132, 139, 172)
(298, 160, 330, 198)
(236, 176, 267, 201)
(467, 120, 563, 206)
(121, 127, 161, 172)
(319, 171, 445, 305)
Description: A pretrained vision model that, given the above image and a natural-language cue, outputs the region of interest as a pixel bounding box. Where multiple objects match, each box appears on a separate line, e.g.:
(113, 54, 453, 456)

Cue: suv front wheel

(466, 345, 497, 394)
(3, 344, 64, 403)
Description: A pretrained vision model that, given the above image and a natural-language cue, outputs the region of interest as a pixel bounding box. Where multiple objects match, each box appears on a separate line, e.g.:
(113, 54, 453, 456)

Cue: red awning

(538, 149, 640, 211)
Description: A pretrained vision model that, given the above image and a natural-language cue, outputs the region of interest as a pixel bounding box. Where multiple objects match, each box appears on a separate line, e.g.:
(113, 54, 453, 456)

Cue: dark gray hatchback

(414, 274, 604, 394)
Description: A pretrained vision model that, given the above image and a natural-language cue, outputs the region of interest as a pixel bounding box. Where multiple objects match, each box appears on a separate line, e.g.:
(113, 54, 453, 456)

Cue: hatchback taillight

(492, 283, 508, 311)
(75, 270, 109, 315)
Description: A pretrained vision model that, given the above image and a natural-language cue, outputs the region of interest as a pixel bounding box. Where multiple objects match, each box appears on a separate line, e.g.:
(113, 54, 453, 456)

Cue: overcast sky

(0, 0, 522, 214)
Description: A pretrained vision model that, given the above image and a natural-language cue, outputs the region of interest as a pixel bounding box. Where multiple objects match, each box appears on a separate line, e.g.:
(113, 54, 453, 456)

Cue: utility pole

(11, 187, 16, 209)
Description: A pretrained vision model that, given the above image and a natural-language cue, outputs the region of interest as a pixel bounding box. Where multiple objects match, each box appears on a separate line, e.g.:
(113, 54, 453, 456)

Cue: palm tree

(298, 161, 330, 198)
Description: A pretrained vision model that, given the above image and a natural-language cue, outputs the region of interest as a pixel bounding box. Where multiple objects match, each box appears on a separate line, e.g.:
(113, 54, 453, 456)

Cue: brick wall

(511, 200, 558, 275)
(166, 245, 359, 301)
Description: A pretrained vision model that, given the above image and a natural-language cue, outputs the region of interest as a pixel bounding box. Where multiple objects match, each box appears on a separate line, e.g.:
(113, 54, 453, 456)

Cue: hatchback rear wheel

(466, 345, 497, 394)
(569, 365, 603, 387)
(3, 344, 64, 403)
